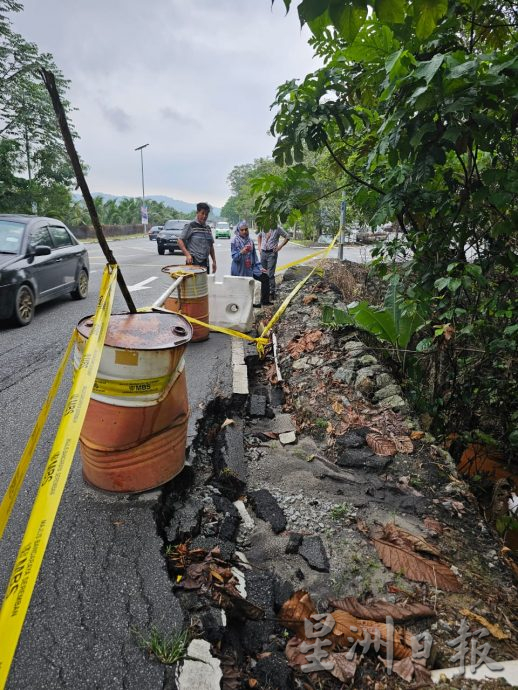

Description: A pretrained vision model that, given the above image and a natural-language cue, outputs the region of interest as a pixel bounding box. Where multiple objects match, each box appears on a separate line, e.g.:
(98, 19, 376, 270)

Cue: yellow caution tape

(151, 238, 336, 356)
(257, 230, 339, 357)
(0, 264, 117, 689)
(149, 306, 269, 348)
(276, 247, 327, 272)
(0, 332, 76, 540)
(183, 314, 269, 347)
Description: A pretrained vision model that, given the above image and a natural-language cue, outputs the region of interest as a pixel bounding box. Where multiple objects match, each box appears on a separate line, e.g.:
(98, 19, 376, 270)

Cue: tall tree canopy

(264, 0, 517, 446)
(0, 0, 76, 217)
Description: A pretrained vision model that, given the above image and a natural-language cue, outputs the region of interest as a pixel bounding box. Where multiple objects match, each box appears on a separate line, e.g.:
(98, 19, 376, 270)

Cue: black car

(148, 225, 162, 241)
(0, 214, 90, 326)
(157, 219, 190, 255)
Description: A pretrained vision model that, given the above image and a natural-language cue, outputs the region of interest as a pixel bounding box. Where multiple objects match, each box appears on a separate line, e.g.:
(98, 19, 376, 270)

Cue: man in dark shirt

(257, 226, 290, 300)
(178, 202, 217, 273)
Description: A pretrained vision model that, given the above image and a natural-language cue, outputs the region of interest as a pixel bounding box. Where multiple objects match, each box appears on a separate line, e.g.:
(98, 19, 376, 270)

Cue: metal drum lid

(77, 312, 193, 350)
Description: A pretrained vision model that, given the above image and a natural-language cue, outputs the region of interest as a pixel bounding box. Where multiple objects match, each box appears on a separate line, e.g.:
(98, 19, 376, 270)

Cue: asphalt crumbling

(150, 262, 517, 690)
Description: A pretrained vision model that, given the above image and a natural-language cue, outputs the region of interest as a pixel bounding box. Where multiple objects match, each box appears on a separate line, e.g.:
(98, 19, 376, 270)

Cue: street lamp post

(135, 143, 149, 235)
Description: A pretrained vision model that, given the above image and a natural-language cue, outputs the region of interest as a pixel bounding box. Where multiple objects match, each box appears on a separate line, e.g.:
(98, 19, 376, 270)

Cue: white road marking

(127, 277, 158, 292)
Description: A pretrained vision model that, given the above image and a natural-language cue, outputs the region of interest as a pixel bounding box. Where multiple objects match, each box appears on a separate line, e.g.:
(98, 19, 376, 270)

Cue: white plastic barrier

(208, 274, 255, 333)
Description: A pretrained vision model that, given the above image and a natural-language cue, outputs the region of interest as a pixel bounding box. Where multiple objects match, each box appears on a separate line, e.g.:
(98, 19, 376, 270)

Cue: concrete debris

(249, 393, 267, 417)
(376, 371, 394, 388)
(358, 354, 378, 366)
(336, 447, 392, 472)
(176, 639, 222, 690)
(279, 431, 297, 445)
(298, 535, 330, 572)
(377, 394, 409, 413)
(252, 413, 296, 435)
(249, 489, 287, 533)
(335, 430, 368, 448)
(285, 533, 303, 554)
(373, 383, 403, 401)
(431, 659, 518, 685)
(254, 651, 294, 689)
(165, 498, 203, 542)
(231, 566, 247, 597)
(233, 500, 255, 530)
(333, 366, 356, 385)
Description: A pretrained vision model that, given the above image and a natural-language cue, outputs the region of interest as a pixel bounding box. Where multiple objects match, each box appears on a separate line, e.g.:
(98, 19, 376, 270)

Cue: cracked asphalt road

(0, 239, 232, 689)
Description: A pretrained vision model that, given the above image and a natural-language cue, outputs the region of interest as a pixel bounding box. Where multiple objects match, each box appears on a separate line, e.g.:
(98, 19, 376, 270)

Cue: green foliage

(322, 276, 426, 366)
(81, 197, 183, 227)
(133, 626, 190, 665)
(329, 502, 352, 519)
(268, 0, 518, 450)
(0, 2, 77, 215)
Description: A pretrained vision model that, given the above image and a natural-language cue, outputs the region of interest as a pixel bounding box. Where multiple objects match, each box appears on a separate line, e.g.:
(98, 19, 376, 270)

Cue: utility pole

(338, 192, 346, 262)
(135, 143, 149, 235)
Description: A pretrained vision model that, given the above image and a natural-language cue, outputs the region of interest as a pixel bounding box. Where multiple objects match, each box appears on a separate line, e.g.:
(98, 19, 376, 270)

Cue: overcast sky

(11, 0, 319, 208)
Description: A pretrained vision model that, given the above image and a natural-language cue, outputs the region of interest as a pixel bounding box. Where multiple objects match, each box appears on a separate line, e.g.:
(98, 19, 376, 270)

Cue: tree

(0, 1, 76, 215)
(267, 0, 518, 447)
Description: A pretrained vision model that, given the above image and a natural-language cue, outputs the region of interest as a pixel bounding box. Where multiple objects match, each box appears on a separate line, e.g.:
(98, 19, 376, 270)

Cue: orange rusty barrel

(162, 265, 209, 342)
(75, 311, 192, 493)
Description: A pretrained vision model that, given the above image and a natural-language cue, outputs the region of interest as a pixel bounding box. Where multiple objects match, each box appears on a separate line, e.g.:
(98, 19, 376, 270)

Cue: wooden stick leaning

(40, 67, 137, 313)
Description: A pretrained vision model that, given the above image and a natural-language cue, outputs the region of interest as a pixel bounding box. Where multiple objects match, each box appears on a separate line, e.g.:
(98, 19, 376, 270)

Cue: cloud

(11, 0, 320, 206)
(160, 107, 200, 128)
(99, 104, 132, 132)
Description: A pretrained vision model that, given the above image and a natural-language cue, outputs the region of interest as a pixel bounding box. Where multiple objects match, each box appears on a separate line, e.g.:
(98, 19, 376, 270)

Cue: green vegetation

(221, 153, 344, 238)
(329, 503, 352, 520)
(0, 1, 76, 219)
(314, 417, 329, 429)
(258, 0, 517, 452)
(133, 625, 190, 665)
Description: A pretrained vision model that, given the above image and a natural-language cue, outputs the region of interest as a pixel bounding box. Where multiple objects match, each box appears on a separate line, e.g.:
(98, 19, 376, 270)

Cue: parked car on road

(215, 221, 231, 239)
(148, 225, 163, 241)
(157, 219, 190, 255)
(0, 214, 89, 326)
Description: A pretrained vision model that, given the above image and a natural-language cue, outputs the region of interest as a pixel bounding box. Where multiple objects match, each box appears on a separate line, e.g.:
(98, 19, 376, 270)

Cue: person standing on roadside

(231, 221, 271, 307)
(178, 202, 217, 273)
(257, 224, 290, 300)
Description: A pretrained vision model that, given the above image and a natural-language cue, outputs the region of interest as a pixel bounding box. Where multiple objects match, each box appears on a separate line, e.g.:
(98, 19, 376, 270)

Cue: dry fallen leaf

(372, 526, 461, 592)
(284, 636, 309, 669)
(332, 400, 345, 416)
(381, 523, 442, 558)
(221, 418, 235, 429)
(459, 608, 510, 640)
(303, 294, 318, 305)
(410, 430, 425, 440)
(280, 591, 414, 661)
(329, 596, 436, 623)
(424, 517, 444, 534)
(386, 657, 432, 683)
(328, 652, 357, 682)
(366, 432, 397, 456)
(332, 610, 413, 659)
(393, 435, 414, 454)
(286, 330, 323, 359)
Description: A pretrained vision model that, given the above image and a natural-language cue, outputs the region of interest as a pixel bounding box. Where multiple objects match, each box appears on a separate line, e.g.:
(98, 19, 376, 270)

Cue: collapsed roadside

(153, 260, 518, 690)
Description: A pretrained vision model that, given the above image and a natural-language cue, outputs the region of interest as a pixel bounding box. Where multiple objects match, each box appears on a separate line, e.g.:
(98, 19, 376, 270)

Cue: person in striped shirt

(257, 225, 290, 300)
(178, 202, 217, 273)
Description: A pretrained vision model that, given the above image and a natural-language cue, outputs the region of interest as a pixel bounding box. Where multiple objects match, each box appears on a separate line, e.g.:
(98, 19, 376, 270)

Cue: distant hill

(72, 192, 221, 217)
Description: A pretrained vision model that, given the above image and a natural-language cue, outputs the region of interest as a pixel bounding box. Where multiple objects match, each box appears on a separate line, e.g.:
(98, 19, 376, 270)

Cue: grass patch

(314, 418, 329, 429)
(329, 503, 352, 520)
(133, 625, 190, 665)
